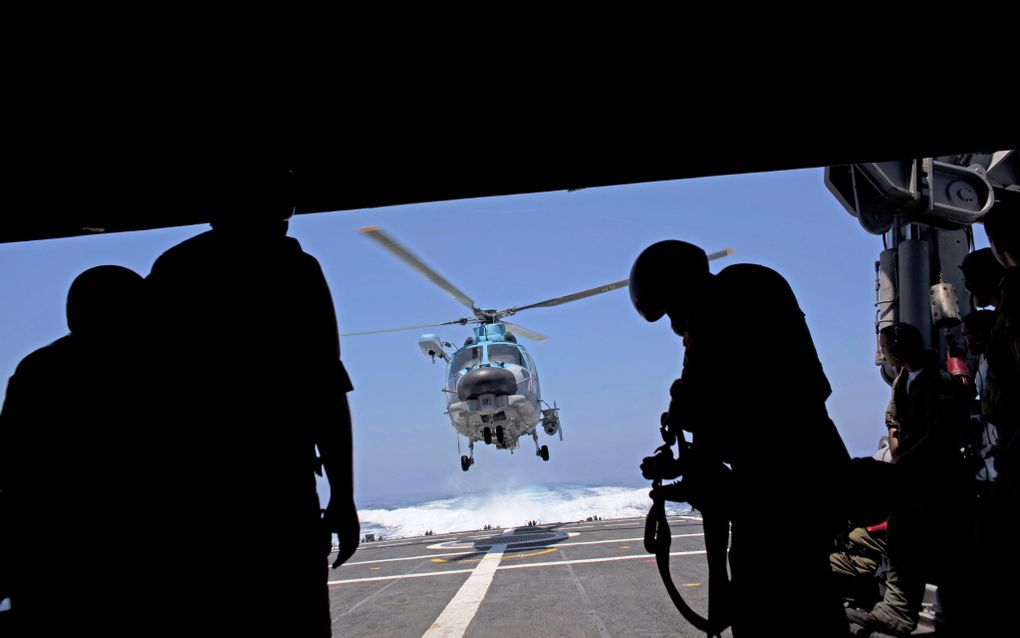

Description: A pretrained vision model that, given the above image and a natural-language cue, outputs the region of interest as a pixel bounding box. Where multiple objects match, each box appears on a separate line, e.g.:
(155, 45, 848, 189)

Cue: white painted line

(337, 533, 705, 567)
(328, 549, 707, 586)
(422, 529, 514, 638)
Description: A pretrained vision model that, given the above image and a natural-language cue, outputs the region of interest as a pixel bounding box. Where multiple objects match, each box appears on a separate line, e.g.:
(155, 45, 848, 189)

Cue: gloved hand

(326, 500, 361, 568)
(641, 444, 685, 481)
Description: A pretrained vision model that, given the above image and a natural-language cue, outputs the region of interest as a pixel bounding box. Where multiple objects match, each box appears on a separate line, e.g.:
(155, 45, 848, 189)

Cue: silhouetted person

(973, 206, 1020, 636)
(0, 265, 148, 636)
(847, 323, 976, 636)
(831, 436, 895, 611)
(630, 240, 851, 636)
(981, 206, 1019, 481)
(959, 247, 1004, 310)
(961, 310, 1000, 490)
(145, 170, 359, 637)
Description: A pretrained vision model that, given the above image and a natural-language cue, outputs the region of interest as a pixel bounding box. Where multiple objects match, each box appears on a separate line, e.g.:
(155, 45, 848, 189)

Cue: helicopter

(348, 226, 731, 471)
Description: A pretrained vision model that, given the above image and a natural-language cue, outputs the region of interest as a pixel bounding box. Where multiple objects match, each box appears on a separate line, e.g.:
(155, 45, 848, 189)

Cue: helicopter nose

(457, 366, 518, 401)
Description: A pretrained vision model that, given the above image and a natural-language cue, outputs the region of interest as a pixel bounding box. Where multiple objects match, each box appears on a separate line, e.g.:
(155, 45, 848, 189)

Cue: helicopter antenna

(360, 226, 482, 316)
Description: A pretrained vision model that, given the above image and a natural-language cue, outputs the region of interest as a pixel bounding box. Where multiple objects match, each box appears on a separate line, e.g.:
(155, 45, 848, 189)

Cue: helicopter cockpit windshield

(447, 346, 482, 390)
(488, 344, 523, 367)
(489, 343, 538, 396)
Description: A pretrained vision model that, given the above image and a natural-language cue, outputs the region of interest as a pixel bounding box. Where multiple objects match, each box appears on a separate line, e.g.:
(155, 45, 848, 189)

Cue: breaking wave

(358, 484, 691, 539)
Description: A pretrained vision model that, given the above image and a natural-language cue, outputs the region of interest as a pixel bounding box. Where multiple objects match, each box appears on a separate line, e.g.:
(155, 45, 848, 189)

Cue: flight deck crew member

(0, 266, 149, 637)
(145, 169, 359, 637)
(974, 205, 1020, 636)
(847, 323, 976, 636)
(630, 240, 851, 637)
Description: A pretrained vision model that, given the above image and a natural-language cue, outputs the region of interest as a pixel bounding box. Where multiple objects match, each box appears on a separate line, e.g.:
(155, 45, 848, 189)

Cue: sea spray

(358, 484, 691, 539)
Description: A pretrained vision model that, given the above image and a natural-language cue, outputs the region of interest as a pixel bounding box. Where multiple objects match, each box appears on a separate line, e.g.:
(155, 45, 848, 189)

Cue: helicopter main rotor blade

(360, 226, 480, 314)
(505, 248, 733, 314)
(508, 279, 631, 313)
(502, 322, 549, 342)
(342, 318, 470, 337)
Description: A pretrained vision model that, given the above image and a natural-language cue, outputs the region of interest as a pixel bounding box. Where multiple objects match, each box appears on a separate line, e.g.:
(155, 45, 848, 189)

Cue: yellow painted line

(370, 567, 380, 571)
(619, 545, 630, 549)
(432, 548, 557, 564)
(683, 583, 701, 588)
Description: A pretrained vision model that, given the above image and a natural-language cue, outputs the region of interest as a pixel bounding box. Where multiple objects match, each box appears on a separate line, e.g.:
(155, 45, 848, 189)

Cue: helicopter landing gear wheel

(460, 455, 474, 472)
(483, 427, 492, 445)
(539, 445, 549, 461)
(495, 425, 505, 445)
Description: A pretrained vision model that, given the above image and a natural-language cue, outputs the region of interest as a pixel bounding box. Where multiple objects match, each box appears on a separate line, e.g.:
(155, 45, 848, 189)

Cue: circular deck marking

(431, 548, 558, 564)
(427, 529, 571, 550)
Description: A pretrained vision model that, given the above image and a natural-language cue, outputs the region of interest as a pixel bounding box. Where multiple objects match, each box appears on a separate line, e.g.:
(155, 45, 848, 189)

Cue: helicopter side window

(523, 350, 537, 373)
(488, 344, 522, 367)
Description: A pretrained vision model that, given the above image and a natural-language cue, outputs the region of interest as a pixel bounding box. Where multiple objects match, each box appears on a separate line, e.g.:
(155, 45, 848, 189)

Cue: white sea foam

(358, 485, 690, 539)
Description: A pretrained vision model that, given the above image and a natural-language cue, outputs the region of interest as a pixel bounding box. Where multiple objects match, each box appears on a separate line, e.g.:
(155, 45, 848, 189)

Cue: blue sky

(1, 168, 960, 506)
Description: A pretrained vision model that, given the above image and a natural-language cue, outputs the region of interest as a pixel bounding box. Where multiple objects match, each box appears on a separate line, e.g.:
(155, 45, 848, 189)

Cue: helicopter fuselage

(431, 323, 548, 450)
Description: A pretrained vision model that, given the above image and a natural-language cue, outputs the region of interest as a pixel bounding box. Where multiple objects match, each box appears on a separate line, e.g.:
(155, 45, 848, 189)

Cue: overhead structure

(5, 134, 1010, 244)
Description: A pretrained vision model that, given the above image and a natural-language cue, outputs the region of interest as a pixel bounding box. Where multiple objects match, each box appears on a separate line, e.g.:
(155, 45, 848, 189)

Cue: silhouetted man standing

(146, 169, 359, 636)
(630, 240, 851, 636)
(1, 265, 148, 636)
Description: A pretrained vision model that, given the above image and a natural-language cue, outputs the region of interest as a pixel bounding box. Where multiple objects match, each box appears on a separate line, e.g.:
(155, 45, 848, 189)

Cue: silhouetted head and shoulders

(961, 247, 1006, 309)
(630, 240, 808, 329)
(11, 265, 144, 377)
(983, 206, 1019, 271)
(983, 207, 1019, 345)
(149, 168, 314, 275)
(629, 239, 830, 404)
(879, 322, 943, 383)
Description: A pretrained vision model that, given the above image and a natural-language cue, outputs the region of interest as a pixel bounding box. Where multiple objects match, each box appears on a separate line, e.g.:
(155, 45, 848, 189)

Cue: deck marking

(497, 550, 706, 572)
(337, 533, 704, 567)
(333, 557, 437, 627)
(421, 528, 514, 637)
(432, 548, 557, 564)
(328, 550, 707, 585)
(560, 547, 612, 637)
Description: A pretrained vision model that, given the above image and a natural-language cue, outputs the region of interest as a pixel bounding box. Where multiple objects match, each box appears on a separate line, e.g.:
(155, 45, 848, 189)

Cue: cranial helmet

(629, 240, 710, 323)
